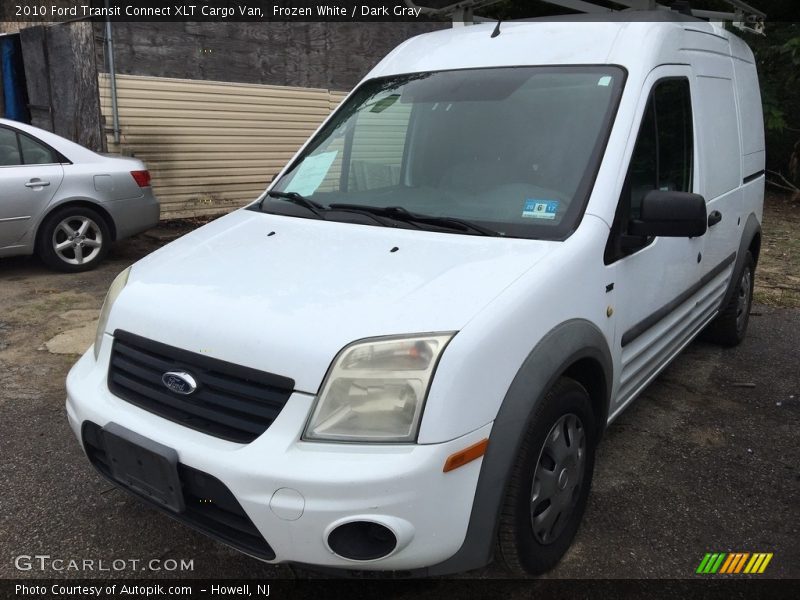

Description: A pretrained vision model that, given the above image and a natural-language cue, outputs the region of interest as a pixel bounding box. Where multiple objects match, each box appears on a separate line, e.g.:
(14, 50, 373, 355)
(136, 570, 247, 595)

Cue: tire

(703, 251, 755, 347)
(497, 377, 597, 576)
(37, 206, 111, 272)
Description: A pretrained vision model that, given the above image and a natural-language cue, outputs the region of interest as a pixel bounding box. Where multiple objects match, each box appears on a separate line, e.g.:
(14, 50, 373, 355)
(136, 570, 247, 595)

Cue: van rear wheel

(497, 377, 596, 576)
(703, 251, 755, 347)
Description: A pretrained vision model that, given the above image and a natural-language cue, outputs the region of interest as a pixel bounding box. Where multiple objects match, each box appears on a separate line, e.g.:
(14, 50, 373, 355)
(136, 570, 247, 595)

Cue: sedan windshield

(265, 66, 625, 240)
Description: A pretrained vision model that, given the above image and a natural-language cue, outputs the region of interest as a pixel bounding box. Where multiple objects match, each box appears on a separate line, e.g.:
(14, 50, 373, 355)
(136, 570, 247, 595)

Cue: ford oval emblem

(162, 371, 198, 395)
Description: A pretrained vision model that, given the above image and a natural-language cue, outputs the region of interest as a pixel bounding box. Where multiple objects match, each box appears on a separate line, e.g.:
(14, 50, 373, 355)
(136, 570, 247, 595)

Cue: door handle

(707, 211, 722, 227)
(25, 180, 50, 188)
(25, 179, 50, 187)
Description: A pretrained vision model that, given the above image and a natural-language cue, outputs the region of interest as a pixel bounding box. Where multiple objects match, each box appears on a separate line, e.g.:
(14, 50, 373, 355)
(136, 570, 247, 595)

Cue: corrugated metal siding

(98, 74, 348, 218)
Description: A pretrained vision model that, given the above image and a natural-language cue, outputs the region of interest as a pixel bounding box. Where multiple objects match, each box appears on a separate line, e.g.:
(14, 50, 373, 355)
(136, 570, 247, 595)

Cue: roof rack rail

(403, 1, 505, 26)
(404, 0, 766, 34)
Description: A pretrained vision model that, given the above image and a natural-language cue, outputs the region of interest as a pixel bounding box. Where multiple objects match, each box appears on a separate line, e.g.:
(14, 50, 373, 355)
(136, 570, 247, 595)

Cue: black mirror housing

(628, 190, 708, 238)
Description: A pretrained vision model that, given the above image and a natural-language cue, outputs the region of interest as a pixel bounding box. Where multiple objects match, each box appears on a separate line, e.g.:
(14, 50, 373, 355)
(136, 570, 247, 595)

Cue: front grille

(108, 330, 294, 443)
(83, 421, 275, 560)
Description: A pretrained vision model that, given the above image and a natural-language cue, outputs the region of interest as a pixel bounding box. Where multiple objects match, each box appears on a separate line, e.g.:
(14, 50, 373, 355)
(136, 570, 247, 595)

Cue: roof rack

(404, 0, 766, 34)
(403, 1, 505, 26)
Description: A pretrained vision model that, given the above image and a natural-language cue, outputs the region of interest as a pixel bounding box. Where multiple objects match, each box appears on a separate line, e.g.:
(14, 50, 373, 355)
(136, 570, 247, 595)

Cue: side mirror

(628, 190, 708, 238)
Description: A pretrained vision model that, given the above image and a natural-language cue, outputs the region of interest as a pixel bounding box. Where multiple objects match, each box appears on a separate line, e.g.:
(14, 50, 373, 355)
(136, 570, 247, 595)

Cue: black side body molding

(743, 170, 765, 185)
(621, 251, 737, 348)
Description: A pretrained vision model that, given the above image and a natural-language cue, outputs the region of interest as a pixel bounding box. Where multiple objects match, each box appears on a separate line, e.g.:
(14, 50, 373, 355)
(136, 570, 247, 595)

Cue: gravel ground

(0, 200, 797, 582)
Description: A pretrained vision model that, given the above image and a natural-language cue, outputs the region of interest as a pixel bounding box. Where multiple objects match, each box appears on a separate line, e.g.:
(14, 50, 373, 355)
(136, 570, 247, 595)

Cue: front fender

(428, 318, 612, 575)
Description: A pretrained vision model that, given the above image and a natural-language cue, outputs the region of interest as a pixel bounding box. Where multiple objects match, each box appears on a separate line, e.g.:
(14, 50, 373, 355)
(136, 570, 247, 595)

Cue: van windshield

(265, 66, 625, 240)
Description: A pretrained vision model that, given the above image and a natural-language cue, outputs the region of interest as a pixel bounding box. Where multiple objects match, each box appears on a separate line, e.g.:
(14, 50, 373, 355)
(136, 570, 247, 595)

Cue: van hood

(108, 209, 555, 393)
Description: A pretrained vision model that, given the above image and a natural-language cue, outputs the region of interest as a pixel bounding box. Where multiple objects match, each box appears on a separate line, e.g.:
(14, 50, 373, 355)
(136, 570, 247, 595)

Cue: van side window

(654, 80, 693, 193)
(605, 78, 693, 263)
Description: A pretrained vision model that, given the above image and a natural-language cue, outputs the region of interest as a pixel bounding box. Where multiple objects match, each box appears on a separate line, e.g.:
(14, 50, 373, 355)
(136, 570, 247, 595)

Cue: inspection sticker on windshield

(523, 199, 559, 220)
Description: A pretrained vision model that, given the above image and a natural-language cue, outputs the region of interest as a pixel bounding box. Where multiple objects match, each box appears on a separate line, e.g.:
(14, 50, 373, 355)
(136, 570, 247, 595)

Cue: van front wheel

(497, 377, 596, 576)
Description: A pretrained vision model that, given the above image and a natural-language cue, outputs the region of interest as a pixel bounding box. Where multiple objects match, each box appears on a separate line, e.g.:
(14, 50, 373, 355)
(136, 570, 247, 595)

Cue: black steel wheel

(703, 251, 755, 346)
(497, 377, 597, 576)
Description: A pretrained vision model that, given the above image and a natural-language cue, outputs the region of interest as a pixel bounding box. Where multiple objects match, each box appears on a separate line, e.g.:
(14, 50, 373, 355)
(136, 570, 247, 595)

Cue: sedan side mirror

(628, 190, 708, 238)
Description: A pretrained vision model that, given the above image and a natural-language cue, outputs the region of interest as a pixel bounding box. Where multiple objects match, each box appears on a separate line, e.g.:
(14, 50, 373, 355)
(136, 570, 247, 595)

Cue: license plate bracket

(102, 423, 185, 513)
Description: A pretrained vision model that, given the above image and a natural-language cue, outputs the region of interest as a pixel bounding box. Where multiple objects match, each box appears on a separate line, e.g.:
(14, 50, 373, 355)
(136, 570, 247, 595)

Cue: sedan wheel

(52, 216, 104, 266)
(37, 206, 111, 272)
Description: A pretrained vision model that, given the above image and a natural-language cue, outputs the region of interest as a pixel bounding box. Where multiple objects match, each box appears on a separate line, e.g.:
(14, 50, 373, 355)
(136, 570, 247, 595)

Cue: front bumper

(66, 337, 489, 571)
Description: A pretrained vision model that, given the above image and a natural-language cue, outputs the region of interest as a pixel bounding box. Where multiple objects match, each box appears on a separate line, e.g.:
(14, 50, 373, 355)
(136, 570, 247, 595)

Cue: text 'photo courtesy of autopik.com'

(1, 0, 799, 599)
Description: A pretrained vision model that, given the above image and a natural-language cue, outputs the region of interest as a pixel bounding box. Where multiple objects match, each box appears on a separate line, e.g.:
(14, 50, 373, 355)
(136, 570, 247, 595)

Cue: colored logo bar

(696, 552, 773, 574)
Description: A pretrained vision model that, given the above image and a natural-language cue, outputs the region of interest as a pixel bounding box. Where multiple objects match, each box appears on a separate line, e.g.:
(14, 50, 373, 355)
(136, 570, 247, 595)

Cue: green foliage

(754, 31, 800, 134)
(763, 100, 788, 132)
(742, 22, 800, 180)
(782, 35, 800, 63)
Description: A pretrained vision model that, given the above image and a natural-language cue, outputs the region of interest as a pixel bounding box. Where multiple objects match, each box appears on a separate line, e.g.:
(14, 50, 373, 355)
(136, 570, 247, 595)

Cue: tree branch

(766, 170, 800, 195)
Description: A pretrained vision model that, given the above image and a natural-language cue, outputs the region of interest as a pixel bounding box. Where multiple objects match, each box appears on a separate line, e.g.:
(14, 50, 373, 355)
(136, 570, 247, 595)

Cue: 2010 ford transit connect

(66, 15, 764, 576)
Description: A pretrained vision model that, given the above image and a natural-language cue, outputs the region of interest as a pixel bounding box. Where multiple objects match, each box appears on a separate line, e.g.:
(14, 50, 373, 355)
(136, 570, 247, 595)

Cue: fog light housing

(327, 521, 398, 561)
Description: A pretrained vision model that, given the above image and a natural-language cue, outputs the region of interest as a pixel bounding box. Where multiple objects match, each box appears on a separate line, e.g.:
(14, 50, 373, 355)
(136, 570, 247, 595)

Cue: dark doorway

(1, 33, 31, 124)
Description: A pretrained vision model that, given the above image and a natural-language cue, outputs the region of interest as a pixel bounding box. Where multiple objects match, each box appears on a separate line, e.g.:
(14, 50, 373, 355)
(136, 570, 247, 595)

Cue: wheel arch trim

(34, 198, 118, 249)
(427, 319, 612, 575)
(718, 212, 761, 312)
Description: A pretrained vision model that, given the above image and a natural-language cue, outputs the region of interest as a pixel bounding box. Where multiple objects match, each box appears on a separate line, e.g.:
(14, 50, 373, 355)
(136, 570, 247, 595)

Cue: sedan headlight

(303, 333, 454, 443)
(93, 267, 131, 359)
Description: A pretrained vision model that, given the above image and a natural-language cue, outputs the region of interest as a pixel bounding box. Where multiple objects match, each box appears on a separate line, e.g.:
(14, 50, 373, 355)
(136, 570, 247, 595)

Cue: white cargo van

(67, 13, 764, 575)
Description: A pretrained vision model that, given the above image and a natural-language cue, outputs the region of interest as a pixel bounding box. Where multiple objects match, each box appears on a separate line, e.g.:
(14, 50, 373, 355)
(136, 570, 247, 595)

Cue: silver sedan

(0, 118, 160, 271)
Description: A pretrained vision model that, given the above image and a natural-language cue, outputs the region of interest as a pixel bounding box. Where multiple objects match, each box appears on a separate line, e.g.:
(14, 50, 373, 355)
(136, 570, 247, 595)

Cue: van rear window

(267, 66, 626, 241)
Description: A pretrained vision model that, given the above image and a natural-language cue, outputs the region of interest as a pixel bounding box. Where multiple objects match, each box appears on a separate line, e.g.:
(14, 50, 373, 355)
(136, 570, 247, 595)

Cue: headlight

(93, 267, 131, 359)
(303, 333, 454, 443)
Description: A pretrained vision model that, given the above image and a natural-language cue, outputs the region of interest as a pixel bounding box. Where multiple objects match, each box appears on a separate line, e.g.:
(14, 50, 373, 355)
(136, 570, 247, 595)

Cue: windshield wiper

(327, 204, 498, 236)
(263, 190, 327, 217)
